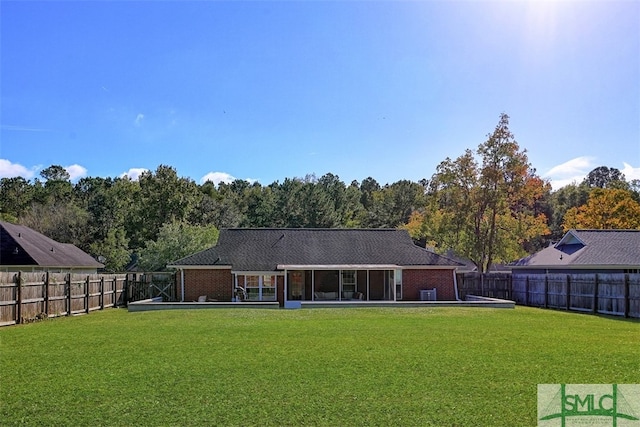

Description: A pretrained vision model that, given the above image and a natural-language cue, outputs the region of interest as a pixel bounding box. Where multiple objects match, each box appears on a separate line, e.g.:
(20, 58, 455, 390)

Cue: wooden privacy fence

(0, 271, 179, 326)
(0, 272, 126, 326)
(126, 272, 177, 302)
(459, 272, 640, 318)
(456, 273, 512, 300)
(512, 273, 640, 318)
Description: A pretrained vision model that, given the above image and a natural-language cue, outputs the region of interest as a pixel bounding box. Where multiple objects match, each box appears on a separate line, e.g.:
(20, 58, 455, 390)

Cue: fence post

(525, 276, 530, 306)
(566, 275, 571, 311)
(100, 277, 105, 310)
(624, 273, 630, 318)
(544, 275, 549, 309)
(85, 276, 90, 314)
(15, 272, 22, 325)
(115, 277, 121, 308)
(66, 274, 72, 316)
(123, 274, 130, 307)
(592, 274, 599, 314)
(44, 272, 50, 317)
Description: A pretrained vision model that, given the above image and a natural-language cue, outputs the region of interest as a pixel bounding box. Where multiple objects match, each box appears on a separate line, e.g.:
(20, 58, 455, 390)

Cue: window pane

(246, 288, 260, 300)
(342, 270, 356, 295)
(262, 287, 276, 301)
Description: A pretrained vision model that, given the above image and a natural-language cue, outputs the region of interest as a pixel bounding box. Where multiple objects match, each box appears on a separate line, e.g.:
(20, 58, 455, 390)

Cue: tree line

(2, 114, 639, 272)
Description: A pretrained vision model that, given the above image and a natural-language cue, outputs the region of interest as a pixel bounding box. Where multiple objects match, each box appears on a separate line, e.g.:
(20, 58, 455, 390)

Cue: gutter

(453, 269, 462, 301)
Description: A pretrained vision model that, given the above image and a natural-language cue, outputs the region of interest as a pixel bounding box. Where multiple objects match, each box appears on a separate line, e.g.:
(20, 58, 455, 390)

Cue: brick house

(168, 228, 462, 305)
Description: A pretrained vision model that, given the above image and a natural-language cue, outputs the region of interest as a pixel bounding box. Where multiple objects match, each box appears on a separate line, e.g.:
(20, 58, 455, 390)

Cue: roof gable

(555, 230, 586, 247)
(169, 228, 462, 270)
(0, 221, 103, 269)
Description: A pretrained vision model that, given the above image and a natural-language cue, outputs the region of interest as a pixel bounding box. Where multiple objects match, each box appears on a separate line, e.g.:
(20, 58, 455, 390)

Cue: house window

(341, 270, 356, 299)
(395, 269, 402, 300)
(243, 275, 277, 301)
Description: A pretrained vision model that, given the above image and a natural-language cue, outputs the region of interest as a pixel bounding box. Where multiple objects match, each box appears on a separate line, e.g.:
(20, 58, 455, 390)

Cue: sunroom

(234, 266, 402, 302)
(281, 265, 402, 302)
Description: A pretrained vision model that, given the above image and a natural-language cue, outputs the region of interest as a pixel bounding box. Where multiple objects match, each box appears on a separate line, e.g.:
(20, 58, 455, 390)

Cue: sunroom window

(242, 275, 277, 301)
(341, 270, 356, 299)
(395, 269, 402, 300)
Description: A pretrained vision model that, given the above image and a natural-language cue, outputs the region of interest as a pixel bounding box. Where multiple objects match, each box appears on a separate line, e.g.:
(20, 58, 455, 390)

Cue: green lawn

(1, 306, 638, 426)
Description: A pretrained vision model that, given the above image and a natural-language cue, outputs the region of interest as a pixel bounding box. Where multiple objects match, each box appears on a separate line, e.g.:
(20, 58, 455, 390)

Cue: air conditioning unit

(419, 288, 437, 301)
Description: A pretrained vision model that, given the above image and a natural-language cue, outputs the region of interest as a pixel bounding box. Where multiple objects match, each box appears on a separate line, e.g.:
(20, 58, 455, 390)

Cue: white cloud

(120, 168, 148, 181)
(543, 158, 640, 189)
(543, 156, 596, 190)
(621, 162, 640, 181)
(134, 113, 145, 126)
(0, 159, 37, 179)
(200, 171, 258, 186)
(65, 164, 88, 181)
(200, 171, 236, 186)
(543, 156, 595, 178)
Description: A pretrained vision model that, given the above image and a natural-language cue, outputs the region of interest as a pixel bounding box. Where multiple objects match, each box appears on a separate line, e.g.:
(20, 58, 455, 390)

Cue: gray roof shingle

(513, 229, 640, 268)
(169, 228, 461, 271)
(0, 221, 103, 269)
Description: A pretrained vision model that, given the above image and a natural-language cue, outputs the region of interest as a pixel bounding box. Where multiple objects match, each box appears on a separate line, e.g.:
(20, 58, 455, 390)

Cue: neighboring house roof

(512, 229, 640, 269)
(443, 249, 478, 272)
(169, 228, 462, 271)
(0, 221, 103, 269)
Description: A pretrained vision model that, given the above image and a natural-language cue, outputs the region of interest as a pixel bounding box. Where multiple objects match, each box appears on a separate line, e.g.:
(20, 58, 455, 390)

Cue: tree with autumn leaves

(410, 114, 551, 272)
(562, 188, 640, 230)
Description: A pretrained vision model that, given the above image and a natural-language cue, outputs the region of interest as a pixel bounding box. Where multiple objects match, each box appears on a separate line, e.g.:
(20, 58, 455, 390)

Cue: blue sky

(1, 1, 639, 190)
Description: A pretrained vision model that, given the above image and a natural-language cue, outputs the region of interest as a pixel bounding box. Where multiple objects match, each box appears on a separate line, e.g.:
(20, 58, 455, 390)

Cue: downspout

(453, 269, 462, 301)
(180, 269, 185, 302)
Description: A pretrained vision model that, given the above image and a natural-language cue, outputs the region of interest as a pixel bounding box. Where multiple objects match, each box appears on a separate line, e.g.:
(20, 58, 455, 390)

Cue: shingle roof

(512, 229, 640, 268)
(169, 228, 461, 271)
(0, 221, 103, 269)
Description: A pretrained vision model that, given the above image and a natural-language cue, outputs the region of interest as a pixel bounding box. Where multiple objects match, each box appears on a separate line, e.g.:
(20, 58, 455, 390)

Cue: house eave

(232, 270, 285, 276)
(511, 264, 640, 270)
(277, 264, 403, 270)
(167, 265, 231, 270)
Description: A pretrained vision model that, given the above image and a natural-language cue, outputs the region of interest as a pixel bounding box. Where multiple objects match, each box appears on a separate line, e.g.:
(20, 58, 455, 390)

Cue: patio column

(366, 270, 370, 302)
(180, 269, 185, 302)
(284, 269, 288, 302)
(391, 270, 396, 301)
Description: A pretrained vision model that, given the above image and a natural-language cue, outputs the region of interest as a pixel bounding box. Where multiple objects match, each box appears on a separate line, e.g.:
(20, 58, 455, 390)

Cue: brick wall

(277, 276, 284, 306)
(182, 269, 233, 301)
(402, 269, 456, 301)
